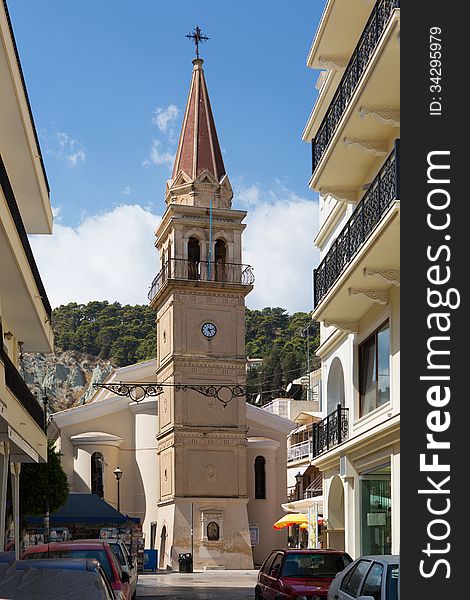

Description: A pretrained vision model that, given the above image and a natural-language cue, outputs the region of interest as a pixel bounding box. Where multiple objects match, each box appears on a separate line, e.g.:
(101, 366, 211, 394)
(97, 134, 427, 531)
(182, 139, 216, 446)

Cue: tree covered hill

(245, 307, 319, 404)
(47, 302, 319, 406)
(52, 301, 155, 367)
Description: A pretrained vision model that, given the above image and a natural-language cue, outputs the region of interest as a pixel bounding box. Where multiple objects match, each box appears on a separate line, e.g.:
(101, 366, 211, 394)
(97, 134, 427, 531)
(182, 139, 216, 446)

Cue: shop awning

(27, 493, 139, 525)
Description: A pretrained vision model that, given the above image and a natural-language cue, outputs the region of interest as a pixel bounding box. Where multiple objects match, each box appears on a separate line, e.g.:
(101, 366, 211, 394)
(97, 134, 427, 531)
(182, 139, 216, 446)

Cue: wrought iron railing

(287, 440, 311, 462)
(148, 258, 255, 301)
(0, 155, 52, 319)
(311, 0, 400, 174)
(312, 404, 349, 458)
(314, 141, 399, 306)
(1, 347, 44, 430)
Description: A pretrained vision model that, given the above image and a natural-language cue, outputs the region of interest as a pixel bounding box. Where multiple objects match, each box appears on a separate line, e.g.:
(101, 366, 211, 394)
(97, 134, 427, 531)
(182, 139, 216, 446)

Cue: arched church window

(91, 452, 104, 499)
(255, 455, 266, 499)
(188, 237, 200, 280)
(215, 239, 227, 282)
(207, 521, 220, 541)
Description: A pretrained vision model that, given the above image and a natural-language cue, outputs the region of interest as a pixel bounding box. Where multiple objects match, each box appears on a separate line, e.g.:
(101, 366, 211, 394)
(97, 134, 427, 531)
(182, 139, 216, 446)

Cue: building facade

(0, 1, 53, 555)
(303, 0, 400, 557)
(52, 359, 295, 567)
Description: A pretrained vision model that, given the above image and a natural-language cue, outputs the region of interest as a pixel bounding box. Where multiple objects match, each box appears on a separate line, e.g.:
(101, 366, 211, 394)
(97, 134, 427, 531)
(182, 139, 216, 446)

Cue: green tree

(20, 441, 69, 517)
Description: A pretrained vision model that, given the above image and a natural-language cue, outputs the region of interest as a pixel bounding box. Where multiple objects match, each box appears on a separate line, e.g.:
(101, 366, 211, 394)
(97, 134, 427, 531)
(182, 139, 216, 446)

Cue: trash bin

(178, 552, 193, 573)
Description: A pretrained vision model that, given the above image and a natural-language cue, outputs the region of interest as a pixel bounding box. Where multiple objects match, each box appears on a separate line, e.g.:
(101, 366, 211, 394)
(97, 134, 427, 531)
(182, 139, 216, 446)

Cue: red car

(256, 548, 353, 600)
(21, 541, 130, 600)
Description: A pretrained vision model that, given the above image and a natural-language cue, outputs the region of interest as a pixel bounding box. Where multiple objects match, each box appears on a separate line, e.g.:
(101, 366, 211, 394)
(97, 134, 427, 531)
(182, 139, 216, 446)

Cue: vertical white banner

(307, 504, 318, 548)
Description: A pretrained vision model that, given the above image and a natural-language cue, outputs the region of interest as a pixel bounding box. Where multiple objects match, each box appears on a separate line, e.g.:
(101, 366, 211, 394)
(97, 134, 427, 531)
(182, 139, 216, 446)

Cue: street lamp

(295, 471, 302, 501)
(113, 467, 123, 512)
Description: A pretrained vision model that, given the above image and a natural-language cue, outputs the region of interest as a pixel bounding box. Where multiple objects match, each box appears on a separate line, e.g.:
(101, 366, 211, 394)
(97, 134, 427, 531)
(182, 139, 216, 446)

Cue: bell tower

(150, 57, 255, 570)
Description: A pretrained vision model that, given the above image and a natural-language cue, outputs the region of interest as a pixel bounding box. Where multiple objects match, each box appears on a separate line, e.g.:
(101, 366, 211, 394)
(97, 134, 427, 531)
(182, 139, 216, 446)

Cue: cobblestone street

(136, 570, 258, 599)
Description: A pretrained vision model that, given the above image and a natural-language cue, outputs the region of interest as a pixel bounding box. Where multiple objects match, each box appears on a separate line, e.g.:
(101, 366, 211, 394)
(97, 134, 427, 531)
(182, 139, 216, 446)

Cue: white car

(327, 555, 399, 600)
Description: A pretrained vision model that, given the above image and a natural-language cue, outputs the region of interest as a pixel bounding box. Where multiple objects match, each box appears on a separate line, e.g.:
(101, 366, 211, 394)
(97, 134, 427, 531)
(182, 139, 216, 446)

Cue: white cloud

(240, 184, 320, 313)
(49, 131, 85, 167)
(30, 186, 319, 314)
(143, 140, 174, 167)
(29, 205, 160, 308)
(152, 105, 180, 133)
(122, 186, 131, 195)
(67, 150, 85, 167)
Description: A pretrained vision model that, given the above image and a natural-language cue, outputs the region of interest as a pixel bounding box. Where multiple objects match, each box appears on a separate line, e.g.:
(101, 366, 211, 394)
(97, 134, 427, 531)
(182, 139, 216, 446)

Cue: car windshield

(25, 549, 113, 583)
(387, 564, 399, 600)
(282, 553, 352, 578)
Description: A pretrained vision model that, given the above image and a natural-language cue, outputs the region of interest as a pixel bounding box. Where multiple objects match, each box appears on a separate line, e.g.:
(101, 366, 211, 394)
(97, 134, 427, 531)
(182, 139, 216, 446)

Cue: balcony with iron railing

(314, 140, 399, 308)
(0, 346, 44, 430)
(311, 0, 400, 177)
(148, 258, 255, 302)
(312, 404, 349, 459)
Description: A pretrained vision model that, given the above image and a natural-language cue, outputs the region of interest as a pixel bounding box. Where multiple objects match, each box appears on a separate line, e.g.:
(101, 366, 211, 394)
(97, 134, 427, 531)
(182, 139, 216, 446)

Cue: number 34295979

(429, 26, 442, 93)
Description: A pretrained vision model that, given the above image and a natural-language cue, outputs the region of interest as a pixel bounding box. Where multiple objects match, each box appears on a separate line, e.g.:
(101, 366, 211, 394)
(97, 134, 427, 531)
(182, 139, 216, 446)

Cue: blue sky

(9, 0, 324, 312)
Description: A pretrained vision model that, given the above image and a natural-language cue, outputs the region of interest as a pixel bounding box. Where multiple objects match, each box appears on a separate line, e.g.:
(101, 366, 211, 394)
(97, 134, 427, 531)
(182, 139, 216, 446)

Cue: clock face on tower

(201, 322, 217, 338)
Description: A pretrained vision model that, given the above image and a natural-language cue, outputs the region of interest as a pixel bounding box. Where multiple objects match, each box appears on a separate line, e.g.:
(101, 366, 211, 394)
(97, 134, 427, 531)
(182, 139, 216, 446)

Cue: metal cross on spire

(186, 26, 209, 59)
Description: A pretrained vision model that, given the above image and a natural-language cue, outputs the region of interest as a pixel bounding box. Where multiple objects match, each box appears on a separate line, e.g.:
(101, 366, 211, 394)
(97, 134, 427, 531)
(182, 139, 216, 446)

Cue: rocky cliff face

(22, 350, 114, 412)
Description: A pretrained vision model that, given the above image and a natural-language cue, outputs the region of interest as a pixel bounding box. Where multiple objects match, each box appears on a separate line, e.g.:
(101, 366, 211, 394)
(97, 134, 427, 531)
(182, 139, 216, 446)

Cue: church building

(52, 53, 295, 569)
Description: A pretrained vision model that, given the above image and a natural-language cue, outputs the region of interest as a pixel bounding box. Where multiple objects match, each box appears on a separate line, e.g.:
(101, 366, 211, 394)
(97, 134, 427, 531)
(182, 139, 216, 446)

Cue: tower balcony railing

(311, 0, 400, 175)
(314, 140, 399, 307)
(148, 258, 255, 302)
(312, 404, 349, 458)
(0, 347, 44, 430)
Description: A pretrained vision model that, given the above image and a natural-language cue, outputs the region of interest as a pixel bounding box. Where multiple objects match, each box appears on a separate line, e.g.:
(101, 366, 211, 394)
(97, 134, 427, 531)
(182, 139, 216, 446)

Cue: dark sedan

(256, 548, 353, 600)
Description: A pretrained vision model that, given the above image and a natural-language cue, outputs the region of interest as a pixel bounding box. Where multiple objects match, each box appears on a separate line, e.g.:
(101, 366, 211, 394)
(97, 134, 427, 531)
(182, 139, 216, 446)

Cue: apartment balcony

(148, 258, 254, 303)
(307, 0, 374, 71)
(0, 156, 53, 352)
(0, 347, 44, 431)
(1, 4, 52, 233)
(287, 440, 311, 463)
(313, 142, 399, 325)
(312, 404, 349, 459)
(307, 0, 400, 192)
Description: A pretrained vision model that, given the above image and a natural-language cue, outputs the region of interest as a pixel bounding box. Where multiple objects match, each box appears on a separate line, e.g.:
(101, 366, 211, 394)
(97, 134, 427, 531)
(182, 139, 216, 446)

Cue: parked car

(21, 541, 130, 600)
(73, 539, 138, 600)
(0, 558, 115, 599)
(256, 548, 353, 600)
(327, 555, 399, 600)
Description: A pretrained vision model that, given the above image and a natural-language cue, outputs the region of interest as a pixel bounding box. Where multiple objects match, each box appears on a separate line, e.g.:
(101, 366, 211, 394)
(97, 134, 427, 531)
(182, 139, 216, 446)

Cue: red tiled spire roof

(172, 58, 226, 182)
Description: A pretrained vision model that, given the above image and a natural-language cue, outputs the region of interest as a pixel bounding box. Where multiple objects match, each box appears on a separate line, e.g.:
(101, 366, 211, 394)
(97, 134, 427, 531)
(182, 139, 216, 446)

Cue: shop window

(255, 456, 266, 499)
(360, 474, 392, 556)
(359, 321, 390, 416)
